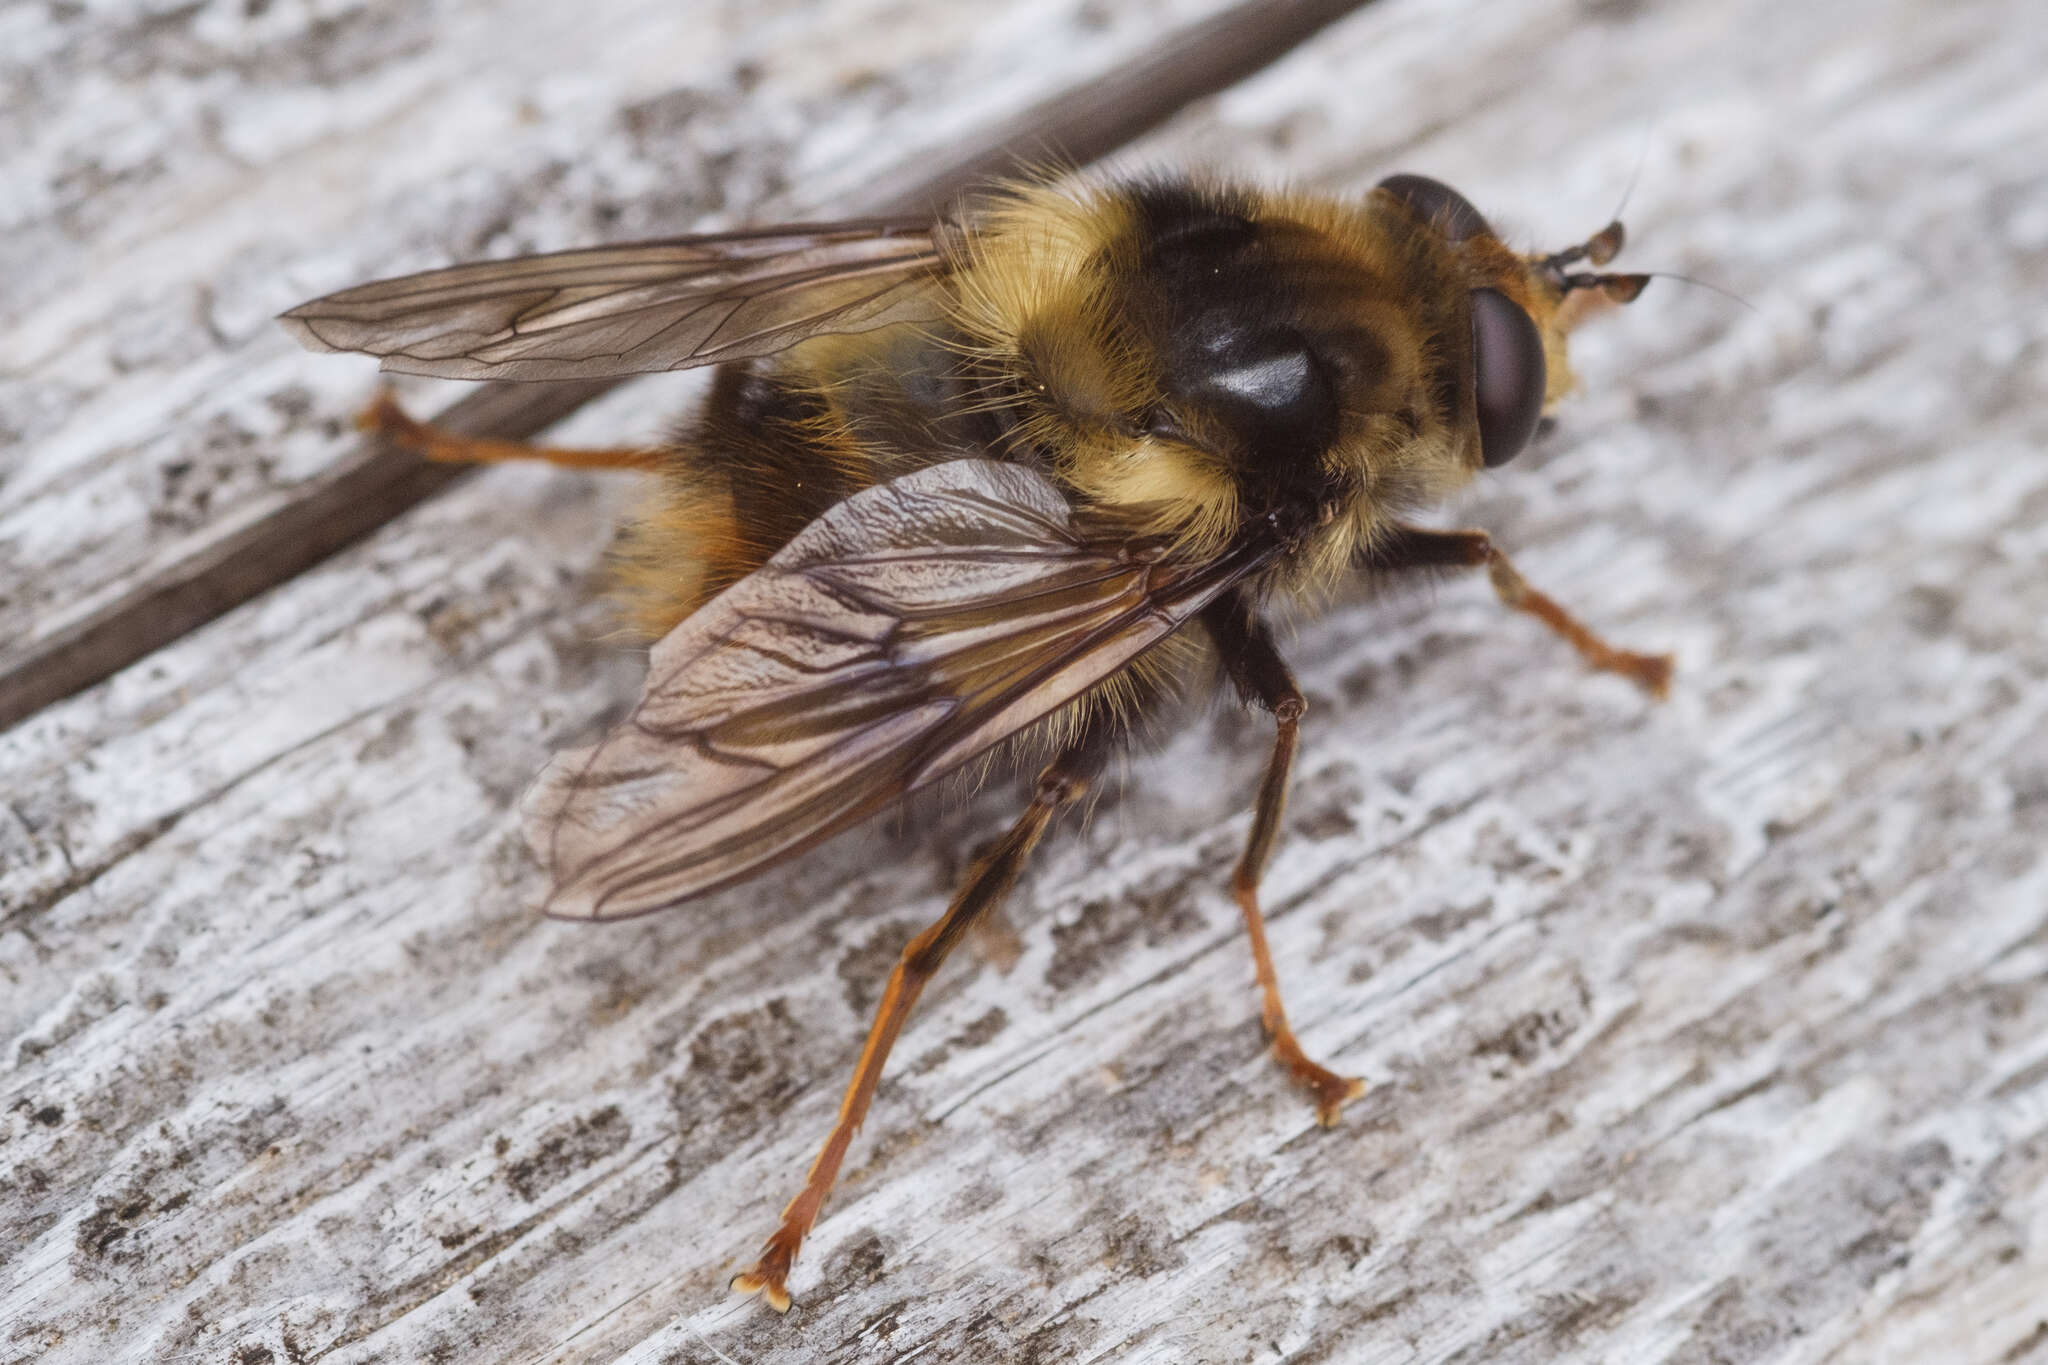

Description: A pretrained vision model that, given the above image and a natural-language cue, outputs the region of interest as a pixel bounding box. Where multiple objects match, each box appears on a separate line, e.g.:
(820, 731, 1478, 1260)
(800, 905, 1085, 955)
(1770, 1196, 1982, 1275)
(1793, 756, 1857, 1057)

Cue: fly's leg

(357, 389, 665, 471)
(1203, 595, 1366, 1126)
(730, 732, 1110, 1312)
(1364, 525, 1672, 697)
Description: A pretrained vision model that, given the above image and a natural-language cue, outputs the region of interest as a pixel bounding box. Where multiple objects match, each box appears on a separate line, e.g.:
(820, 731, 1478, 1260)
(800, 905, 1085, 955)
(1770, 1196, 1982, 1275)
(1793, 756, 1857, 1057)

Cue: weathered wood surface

(4, 0, 2046, 1361)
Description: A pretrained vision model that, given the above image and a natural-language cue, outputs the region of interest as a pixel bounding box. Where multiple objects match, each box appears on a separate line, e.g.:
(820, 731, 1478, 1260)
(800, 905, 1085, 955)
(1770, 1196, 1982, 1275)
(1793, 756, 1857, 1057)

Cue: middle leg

(1203, 593, 1367, 1126)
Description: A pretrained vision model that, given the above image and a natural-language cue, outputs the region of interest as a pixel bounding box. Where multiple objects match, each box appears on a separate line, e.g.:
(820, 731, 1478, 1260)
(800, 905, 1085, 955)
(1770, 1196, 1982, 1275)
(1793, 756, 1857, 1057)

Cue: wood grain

(4, 0, 2046, 1361)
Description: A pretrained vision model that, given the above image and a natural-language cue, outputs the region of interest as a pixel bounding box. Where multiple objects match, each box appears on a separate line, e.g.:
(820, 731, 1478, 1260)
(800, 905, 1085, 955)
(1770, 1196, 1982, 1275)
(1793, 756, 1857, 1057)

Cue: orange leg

(1204, 594, 1366, 1125)
(356, 389, 665, 471)
(1367, 525, 1673, 698)
(1234, 691, 1367, 1125)
(1482, 550, 1671, 697)
(731, 742, 1101, 1313)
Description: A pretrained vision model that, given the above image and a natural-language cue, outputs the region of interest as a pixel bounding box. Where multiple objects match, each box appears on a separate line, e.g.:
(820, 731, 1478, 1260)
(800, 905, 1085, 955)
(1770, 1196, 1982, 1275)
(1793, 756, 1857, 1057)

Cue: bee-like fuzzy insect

(284, 170, 1666, 1312)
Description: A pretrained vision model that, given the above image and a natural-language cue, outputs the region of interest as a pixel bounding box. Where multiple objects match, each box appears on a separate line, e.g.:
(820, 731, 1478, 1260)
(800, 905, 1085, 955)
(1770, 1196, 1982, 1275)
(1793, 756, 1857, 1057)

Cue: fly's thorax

(947, 180, 1241, 546)
(782, 323, 994, 471)
(947, 176, 1498, 565)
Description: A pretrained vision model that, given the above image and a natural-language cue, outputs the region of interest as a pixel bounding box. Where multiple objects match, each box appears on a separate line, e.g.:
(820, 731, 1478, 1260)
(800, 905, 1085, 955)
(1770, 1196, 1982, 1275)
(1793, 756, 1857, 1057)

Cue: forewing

(526, 460, 1268, 920)
(279, 219, 954, 380)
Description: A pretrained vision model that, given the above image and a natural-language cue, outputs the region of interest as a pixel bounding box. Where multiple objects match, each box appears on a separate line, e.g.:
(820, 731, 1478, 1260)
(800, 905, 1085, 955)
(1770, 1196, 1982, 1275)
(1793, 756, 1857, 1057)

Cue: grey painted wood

(5, 0, 2045, 1361)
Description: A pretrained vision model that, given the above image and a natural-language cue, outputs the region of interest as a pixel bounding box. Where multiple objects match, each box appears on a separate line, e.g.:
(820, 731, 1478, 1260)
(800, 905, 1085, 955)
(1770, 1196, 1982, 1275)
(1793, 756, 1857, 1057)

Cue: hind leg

(357, 390, 664, 471)
(730, 726, 1114, 1312)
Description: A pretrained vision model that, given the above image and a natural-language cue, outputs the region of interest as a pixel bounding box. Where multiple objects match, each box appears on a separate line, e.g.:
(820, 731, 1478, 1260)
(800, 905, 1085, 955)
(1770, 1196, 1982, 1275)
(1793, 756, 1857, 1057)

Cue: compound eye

(1471, 288, 1546, 467)
(1377, 173, 1494, 243)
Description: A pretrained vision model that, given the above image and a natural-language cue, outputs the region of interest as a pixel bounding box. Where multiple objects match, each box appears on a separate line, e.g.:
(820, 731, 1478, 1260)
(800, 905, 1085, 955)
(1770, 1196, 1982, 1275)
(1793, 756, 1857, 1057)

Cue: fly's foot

(355, 389, 435, 454)
(1291, 1055, 1367, 1127)
(730, 1236, 799, 1314)
(1270, 1030, 1366, 1127)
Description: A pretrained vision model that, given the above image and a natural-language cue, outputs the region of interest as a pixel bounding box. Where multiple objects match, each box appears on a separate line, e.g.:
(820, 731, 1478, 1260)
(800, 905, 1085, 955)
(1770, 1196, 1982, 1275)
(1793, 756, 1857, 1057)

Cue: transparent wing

(278, 218, 956, 380)
(526, 460, 1270, 920)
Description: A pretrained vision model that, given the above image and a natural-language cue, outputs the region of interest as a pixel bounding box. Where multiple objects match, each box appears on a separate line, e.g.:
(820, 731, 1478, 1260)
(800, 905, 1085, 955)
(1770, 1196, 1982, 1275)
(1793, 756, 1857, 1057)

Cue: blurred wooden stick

(0, 0, 1375, 732)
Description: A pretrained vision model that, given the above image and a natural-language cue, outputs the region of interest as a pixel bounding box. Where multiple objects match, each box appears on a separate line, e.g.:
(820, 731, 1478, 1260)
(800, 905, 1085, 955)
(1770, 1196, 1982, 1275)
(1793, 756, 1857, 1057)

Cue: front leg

(1202, 594, 1366, 1126)
(1362, 525, 1673, 697)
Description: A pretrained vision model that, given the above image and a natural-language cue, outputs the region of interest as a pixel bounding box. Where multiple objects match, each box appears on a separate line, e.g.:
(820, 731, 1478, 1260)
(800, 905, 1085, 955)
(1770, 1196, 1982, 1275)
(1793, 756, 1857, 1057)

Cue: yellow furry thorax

(939, 173, 1591, 597)
(612, 170, 1625, 641)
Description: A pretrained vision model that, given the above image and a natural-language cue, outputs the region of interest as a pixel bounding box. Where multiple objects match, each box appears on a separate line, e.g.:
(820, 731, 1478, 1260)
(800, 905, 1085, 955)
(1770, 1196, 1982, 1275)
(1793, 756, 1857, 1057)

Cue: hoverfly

(283, 171, 1667, 1310)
